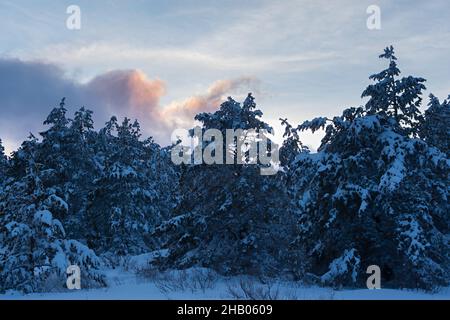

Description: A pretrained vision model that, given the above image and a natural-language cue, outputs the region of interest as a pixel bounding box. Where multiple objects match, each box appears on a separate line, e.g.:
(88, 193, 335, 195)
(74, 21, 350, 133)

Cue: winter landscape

(0, 1, 449, 300)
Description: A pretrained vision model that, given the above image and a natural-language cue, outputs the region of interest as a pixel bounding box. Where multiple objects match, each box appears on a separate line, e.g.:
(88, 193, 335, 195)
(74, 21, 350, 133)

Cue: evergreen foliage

(0, 47, 448, 293)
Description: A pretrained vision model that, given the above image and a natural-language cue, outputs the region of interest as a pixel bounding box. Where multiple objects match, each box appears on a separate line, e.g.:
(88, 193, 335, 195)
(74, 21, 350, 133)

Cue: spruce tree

(0, 139, 7, 181)
(362, 46, 426, 136)
(420, 94, 450, 156)
(153, 94, 301, 277)
(0, 136, 105, 293)
(86, 118, 172, 256)
(284, 47, 449, 290)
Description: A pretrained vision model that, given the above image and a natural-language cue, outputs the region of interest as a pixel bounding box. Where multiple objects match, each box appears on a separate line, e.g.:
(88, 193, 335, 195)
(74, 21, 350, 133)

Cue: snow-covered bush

(320, 249, 361, 288)
(149, 268, 218, 294)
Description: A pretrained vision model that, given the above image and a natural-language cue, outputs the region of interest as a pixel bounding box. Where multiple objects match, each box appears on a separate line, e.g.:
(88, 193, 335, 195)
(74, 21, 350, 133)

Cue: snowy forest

(0, 47, 449, 295)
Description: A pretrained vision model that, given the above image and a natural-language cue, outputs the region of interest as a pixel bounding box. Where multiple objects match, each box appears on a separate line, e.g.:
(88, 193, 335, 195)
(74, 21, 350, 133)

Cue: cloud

(0, 58, 81, 152)
(84, 69, 165, 125)
(161, 77, 258, 129)
(0, 58, 259, 153)
(82, 70, 258, 143)
(20, 42, 339, 75)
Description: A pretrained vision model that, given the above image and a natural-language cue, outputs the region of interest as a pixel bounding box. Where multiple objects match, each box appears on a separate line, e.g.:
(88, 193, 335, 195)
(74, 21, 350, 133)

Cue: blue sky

(1, 0, 449, 153)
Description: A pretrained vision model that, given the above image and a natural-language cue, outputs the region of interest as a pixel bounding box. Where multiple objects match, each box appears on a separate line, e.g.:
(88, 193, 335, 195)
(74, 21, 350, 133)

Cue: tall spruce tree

(152, 94, 302, 277)
(37, 101, 99, 240)
(284, 47, 449, 290)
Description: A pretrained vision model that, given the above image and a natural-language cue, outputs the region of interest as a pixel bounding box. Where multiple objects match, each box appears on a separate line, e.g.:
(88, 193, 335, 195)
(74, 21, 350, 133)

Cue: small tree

(0, 138, 8, 181)
(0, 136, 105, 293)
(362, 46, 426, 136)
(420, 94, 450, 156)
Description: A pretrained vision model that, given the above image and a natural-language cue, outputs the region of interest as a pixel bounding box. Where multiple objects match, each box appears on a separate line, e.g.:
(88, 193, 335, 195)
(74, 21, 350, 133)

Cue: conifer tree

(153, 94, 300, 277)
(362, 46, 426, 136)
(420, 94, 450, 156)
(0, 138, 7, 181)
(0, 136, 105, 293)
(284, 47, 449, 290)
(86, 118, 173, 256)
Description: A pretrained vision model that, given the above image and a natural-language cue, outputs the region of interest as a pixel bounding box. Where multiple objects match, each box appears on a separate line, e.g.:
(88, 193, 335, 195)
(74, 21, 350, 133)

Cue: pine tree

(0, 99, 179, 291)
(0, 136, 105, 293)
(0, 138, 7, 181)
(361, 46, 426, 136)
(420, 94, 450, 156)
(62, 106, 98, 238)
(279, 118, 310, 168)
(153, 94, 301, 277)
(86, 117, 173, 256)
(26, 101, 99, 242)
(284, 48, 449, 290)
(1, 46, 448, 293)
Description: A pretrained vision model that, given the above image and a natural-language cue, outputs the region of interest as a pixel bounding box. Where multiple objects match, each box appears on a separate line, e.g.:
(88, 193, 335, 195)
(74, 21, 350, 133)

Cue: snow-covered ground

(1, 267, 449, 300)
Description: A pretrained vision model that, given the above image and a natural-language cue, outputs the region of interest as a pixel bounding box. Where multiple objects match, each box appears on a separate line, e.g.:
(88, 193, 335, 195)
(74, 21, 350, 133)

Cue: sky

(0, 0, 449, 154)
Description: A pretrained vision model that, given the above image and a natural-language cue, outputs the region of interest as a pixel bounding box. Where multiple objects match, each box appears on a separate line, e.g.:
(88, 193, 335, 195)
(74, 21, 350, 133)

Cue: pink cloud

(161, 77, 258, 129)
(85, 69, 165, 119)
(85, 71, 259, 143)
(0, 58, 259, 149)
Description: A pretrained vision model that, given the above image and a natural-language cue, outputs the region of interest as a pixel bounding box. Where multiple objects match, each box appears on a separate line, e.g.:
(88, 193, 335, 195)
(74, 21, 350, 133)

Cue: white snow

(351, 115, 380, 134)
(398, 216, 428, 265)
(110, 164, 137, 179)
(321, 249, 360, 284)
(51, 249, 68, 273)
(1, 267, 448, 300)
(33, 210, 53, 226)
(126, 250, 169, 272)
(5, 221, 31, 237)
(47, 194, 69, 213)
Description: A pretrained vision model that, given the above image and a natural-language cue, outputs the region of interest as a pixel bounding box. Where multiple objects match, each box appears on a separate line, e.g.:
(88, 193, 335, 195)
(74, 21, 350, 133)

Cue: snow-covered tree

(153, 94, 302, 277)
(420, 94, 450, 156)
(279, 118, 310, 168)
(1, 46, 448, 293)
(284, 48, 449, 290)
(86, 117, 175, 256)
(0, 136, 105, 293)
(361, 46, 426, 136)
(0, 138, 8, 181)
(36, 102, 99, 238)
